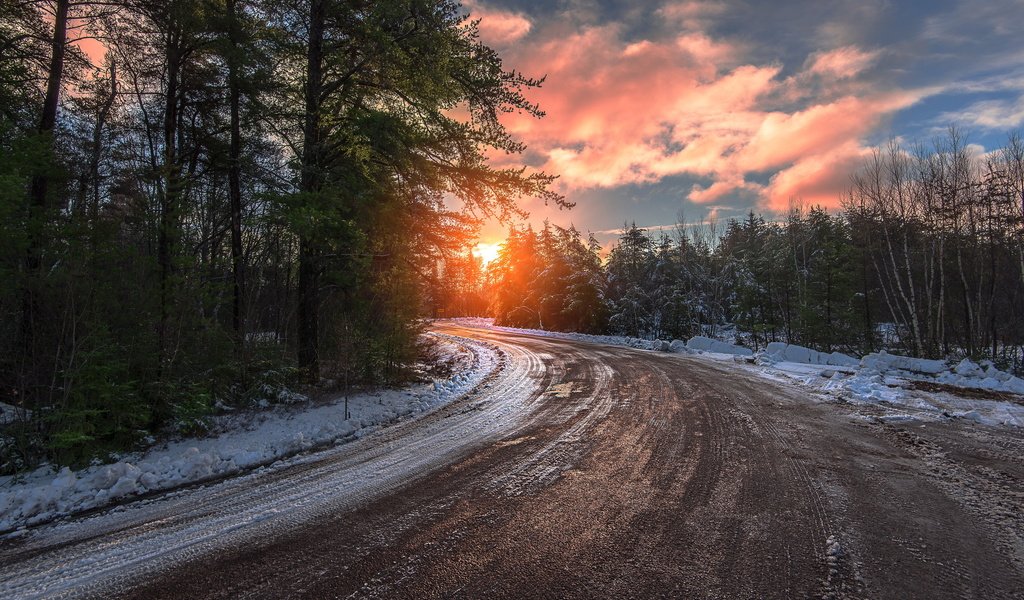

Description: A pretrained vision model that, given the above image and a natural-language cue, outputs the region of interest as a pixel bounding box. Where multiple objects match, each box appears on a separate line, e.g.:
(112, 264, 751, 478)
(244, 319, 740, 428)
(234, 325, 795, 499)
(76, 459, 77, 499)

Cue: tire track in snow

(0, 337, 547, 599)
(5, 323, 1023, 599)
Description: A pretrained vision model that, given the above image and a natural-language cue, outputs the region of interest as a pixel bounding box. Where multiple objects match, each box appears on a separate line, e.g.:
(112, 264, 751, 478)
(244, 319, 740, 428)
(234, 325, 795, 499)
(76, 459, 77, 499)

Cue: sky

(464, 0, 1024, 254)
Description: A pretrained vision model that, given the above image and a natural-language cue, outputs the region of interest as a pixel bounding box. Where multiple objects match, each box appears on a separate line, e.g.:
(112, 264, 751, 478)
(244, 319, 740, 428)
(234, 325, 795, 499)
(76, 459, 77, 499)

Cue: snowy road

(3, 323, 1024, 598)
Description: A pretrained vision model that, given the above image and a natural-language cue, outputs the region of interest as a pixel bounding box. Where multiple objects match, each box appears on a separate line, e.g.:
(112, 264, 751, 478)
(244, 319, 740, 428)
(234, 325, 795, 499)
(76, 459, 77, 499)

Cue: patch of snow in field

(0, 334, 498, 533)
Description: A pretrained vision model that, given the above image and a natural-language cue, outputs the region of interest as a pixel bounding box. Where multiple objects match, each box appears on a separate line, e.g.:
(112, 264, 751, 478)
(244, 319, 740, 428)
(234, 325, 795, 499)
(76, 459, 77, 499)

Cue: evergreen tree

(0, 0, 560, 470)
(606, 224, 655, 338)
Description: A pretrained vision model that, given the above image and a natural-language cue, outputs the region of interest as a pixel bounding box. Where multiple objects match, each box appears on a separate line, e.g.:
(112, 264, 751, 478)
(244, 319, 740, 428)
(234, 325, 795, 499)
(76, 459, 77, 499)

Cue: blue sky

(464, 0, 1024, 248)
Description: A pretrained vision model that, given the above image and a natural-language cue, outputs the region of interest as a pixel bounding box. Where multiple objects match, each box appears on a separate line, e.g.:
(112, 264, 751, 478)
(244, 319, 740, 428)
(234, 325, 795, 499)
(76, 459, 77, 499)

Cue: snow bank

(669, 340, 689, 354)
(0, 335, 498, 533)
(823, 371, 903, 404)
(761, 342, 858, 367)
(451, 318, 674, 353)
(0, 402, 29, 425)
(934, 359, 1024, 394)
(855, 353, 1024, 395)
(860, 350, 947, 375)
(759, 345, 1023, 396)
(449, 318, 1024, 428)
(820, 368, 1024, 427)
(685, 336, 753, 357)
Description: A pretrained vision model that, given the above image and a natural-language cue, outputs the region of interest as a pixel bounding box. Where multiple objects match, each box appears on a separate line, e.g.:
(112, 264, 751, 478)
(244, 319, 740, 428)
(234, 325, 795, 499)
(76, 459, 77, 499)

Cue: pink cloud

(463, 0, 532, 46)
(761, 142, 872, 210)
(674, 32, 737, 65)
(500, 28, 776, 188)
(806, 46, 881, 79)
(485, 9, 927, 214)
(688, 173, 763, 203)
(736, 92, 918, 172)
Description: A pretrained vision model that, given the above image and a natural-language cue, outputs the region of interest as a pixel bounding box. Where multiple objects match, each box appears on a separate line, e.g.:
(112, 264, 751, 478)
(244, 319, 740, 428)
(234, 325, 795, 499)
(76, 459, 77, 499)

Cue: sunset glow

(467, 0, 1024, 246)
(474, 242, 502, 266)
(5, 2, 1023, 593)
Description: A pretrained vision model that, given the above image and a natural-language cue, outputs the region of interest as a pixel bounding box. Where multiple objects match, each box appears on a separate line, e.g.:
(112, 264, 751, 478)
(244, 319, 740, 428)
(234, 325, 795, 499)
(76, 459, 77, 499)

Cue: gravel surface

(2, 322, 1022, 599)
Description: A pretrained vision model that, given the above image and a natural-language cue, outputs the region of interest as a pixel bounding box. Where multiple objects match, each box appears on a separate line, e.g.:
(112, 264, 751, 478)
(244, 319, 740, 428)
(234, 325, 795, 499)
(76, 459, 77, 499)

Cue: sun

(474, 241, 502, 266)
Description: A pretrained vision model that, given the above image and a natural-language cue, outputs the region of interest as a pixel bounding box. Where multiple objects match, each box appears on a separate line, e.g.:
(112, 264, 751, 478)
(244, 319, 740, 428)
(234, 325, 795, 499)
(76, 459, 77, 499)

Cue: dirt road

(2, 323, 1023, 598)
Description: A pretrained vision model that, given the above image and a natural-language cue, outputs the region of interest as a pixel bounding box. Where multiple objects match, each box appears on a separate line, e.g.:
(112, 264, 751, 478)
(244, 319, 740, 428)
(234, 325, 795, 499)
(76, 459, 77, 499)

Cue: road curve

(2, 323, 1023, 599)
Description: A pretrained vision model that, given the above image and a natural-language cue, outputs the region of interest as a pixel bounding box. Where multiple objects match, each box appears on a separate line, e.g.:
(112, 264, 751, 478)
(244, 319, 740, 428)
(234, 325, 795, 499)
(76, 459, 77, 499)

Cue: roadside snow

(860, 350, 947, 375)
(761, 342, 858, 367)
(451, 317, 678, 352)
(937, 358, 1024, 394)
(761, 351, 1024, 428)
(755, 341, 1024, 407)
(685, 336, 753, 357)
(450, 319, 1024, 429)
(0, 334, 498, 533)
(451, 318, 759, 358)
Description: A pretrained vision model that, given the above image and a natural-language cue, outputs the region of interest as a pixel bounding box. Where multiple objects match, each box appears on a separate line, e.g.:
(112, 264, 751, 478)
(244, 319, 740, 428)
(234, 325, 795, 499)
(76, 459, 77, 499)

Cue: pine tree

(606, 224, 655, 338)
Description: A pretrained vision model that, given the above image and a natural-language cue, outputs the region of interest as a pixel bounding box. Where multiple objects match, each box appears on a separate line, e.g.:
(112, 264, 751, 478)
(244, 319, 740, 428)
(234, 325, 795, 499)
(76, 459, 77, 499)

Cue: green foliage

(0, 0, 560, 472)
(489, 209, 877, 356)
(170, 391, 214, 437)
(46, 344, 149, 467)
(488, 223, 607, 333)
(606, 224, 655, 337)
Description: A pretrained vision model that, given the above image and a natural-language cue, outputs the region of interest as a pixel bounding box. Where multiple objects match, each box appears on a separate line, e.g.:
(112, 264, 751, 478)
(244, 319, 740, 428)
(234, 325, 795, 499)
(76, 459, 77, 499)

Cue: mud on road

(3, 323, 1023, 599)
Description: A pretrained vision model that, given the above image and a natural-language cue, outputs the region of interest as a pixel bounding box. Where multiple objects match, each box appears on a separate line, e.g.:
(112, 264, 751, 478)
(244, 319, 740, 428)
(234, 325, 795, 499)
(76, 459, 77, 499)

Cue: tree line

(0, 0, 560, 470)
(471, 129, 1024, 374)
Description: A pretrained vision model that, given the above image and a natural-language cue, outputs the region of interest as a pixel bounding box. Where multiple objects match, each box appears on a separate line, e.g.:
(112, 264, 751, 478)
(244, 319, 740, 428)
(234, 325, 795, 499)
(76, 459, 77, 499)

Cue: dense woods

(3, 0, 1023, 475)
(478, 130, 1024, 376)
(0, 0, 560, 470)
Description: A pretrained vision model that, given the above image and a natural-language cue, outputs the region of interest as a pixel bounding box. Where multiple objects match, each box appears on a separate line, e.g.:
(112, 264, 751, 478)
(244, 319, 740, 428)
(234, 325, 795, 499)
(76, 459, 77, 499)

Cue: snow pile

(760, 342, 859, 368)
(823, 371, 903, 404)
(448, 318, 1024, 427)
(750, 341, 1023, 398)
(934, 359, 1024, 394)
(0, 335, 497, 532)
(816, 368, 1024, 426)
(685, 336, 753, 357)
(451, 318, 674, 352)
(855, 353, 1024, 395)
(669, 340, 689, 354)
(860, 350, 947, 375)
(0, 403, 29, 425)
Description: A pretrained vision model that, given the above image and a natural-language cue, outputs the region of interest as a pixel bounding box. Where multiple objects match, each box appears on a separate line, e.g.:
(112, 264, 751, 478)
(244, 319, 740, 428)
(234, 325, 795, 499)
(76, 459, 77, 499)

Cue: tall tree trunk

(158, 26, 183, 375)
(297, 0, 325, 381)
(89, 60, 116, 232)
(861, 246, 873, 352)
(28, 0, 69, 215)
(20, 0, 70, 400)
(226, 0, 245, 343)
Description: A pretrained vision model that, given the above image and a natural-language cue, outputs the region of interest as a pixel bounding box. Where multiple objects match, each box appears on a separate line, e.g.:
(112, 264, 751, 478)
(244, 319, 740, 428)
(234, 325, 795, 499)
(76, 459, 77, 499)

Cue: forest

(3, 0, 1024, 474)
(473, 131, 1024, 375)
(0, 0, 561, 470)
